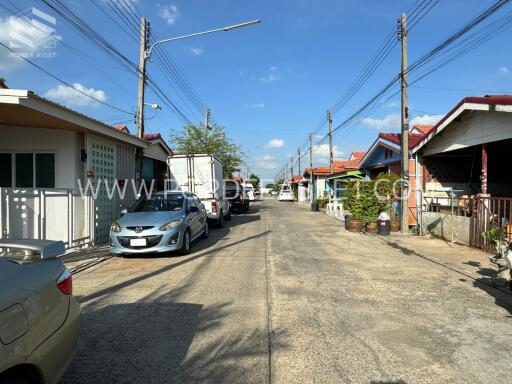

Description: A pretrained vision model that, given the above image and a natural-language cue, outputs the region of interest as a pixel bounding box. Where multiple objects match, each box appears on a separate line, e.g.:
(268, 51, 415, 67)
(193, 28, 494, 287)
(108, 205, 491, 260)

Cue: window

(36, 154, 55, 188)
(16, 153, 33, 188)
(0, 153, 55, 188)
(0, 154, 12, 187)
(384, 148, 393, 159)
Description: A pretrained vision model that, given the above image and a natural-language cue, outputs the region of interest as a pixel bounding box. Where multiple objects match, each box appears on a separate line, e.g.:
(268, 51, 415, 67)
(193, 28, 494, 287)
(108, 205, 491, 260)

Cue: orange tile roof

(412, 125, 434, 134)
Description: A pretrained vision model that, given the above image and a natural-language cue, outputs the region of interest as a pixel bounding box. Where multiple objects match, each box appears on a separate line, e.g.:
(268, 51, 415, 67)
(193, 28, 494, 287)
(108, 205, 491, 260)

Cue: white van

(278, 184, 294, 201)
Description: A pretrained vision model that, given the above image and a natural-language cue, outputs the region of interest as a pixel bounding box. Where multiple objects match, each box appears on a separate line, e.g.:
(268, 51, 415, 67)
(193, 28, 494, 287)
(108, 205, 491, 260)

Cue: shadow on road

(61, 296, 283, 383)
(77, 230, 271, 304)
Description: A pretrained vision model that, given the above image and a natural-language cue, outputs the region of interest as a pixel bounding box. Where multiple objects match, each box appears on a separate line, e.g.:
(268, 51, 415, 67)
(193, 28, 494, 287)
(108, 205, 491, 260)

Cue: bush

(315, 197, 329, 208)
(344, 179, 391, 224)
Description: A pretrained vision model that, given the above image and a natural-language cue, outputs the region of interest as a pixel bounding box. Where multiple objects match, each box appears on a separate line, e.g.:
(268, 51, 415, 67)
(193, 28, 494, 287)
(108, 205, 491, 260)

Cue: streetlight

(144, 102, 161, 110)
(145, 20, 261, 59)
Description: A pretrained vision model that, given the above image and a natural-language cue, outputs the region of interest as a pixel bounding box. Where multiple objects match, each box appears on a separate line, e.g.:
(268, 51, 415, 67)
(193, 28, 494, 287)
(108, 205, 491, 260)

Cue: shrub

(344, 179, 391, 224)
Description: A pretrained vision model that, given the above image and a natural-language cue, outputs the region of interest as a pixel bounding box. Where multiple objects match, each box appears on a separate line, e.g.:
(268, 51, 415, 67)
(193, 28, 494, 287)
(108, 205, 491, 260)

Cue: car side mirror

(189, 206, 199, 213)
(120, 208, 128, 215)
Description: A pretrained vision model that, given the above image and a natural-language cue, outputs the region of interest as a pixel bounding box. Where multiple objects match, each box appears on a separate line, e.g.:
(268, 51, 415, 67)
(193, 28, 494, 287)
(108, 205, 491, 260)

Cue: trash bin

(311, 202, 319, 212)
(377, 220, 391, 236)
(344, 214, 352, 230)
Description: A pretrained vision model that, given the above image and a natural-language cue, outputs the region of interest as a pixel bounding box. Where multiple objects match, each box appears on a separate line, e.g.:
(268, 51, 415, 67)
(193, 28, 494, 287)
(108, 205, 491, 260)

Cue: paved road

(62, 200, 512, 384)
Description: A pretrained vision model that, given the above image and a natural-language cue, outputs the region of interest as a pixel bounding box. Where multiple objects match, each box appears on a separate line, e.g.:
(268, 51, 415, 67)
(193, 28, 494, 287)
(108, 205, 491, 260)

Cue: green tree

(170, 124, 242, 177)
(249, 174, 260, 189)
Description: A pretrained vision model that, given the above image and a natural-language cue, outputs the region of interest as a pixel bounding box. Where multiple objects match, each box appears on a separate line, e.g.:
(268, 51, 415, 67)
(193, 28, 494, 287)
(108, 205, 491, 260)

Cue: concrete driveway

(61, 200, 512, 384)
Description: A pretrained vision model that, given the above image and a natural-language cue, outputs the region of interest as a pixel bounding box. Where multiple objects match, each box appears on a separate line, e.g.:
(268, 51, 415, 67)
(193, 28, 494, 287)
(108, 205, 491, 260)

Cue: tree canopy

(170, 124, 242, 178)
(249, 174, 260, 189)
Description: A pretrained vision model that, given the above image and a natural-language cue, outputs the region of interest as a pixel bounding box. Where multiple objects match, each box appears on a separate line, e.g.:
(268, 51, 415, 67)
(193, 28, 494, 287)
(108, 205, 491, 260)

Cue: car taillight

(239, 192, 244, 202)
(56, 268, 72, 295)
(211, 200, 217, 213)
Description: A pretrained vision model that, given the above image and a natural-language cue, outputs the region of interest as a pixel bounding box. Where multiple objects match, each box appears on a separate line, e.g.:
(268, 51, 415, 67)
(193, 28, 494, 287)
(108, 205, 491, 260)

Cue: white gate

(0, 188, 93, 249)
(87, 136, 118, 244)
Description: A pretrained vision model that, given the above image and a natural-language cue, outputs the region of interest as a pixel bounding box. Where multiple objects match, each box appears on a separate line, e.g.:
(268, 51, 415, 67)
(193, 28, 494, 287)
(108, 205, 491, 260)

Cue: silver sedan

(110, 192, 208, 255)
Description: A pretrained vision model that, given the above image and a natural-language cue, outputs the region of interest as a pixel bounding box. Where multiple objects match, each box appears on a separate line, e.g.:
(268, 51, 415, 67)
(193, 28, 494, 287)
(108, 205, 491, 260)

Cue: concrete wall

(0, 126, 83, 189)
(421, 211, 472, 246)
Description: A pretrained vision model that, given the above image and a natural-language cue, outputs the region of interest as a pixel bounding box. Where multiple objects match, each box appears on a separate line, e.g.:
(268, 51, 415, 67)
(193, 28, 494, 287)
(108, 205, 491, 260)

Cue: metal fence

(420, 190, 512, 251)
(0, 188, 94, 249)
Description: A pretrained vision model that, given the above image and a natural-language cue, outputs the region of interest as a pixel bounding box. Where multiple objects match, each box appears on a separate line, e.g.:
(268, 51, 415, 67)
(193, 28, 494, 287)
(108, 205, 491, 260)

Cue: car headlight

(111, 222, 121, 233)
(159, 220, 182, 231)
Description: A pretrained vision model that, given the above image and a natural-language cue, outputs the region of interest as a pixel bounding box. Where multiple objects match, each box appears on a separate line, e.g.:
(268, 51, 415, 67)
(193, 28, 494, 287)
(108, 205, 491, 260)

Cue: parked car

(110, 191, 208, 256)
(225, 179, 249, 212)
(167, 154, 231, 227)
(0, 240, 81, 384)
(278, 184, 294, 201)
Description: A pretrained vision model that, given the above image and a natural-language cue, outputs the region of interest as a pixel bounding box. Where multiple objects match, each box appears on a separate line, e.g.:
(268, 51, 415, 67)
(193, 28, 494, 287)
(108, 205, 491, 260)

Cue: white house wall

(423, 111, 512, 156)
(0, 125, 83, 189)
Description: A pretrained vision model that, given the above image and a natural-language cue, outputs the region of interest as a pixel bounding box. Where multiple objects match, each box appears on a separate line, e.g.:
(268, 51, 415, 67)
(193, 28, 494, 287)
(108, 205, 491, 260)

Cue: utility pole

(309, 133, 314, 203)
(298, 148, 301, 178)
(399, 13, 409, 234)
(290, 156, 294, 180)
(136, 17, 149, 182)
(204, 107, 210, 137)
(328, 109, 333, 173)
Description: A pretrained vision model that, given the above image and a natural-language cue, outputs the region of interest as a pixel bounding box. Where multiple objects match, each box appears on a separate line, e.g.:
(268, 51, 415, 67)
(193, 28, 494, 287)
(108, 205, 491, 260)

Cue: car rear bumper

(29, 296, 81, 384)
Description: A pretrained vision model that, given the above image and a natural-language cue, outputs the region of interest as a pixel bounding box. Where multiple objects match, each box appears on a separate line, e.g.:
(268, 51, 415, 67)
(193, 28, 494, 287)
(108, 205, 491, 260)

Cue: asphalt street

(61, 199, 512, 384)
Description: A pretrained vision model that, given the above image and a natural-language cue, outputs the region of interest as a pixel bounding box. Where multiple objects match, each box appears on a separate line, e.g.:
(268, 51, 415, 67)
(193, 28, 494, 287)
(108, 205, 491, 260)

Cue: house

(412, 95, 512, 248)
(326, 152, 366, 199)
(302, 152, 366, 202)
(0, 88, 171, 246)
(358, 128, 429, 226)
(142, 133, 173, 191)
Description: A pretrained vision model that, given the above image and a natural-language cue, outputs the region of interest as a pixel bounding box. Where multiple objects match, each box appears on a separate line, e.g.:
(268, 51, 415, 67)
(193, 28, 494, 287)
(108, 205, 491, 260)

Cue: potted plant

(316, 197, 329, 209)
(390, 212, 400, 232)
(366, 221, 378, 234)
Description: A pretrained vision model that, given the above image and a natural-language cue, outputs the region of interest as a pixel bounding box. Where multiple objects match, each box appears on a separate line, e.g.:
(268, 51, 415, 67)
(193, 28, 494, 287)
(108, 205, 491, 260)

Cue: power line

(0, 41, 133, 114)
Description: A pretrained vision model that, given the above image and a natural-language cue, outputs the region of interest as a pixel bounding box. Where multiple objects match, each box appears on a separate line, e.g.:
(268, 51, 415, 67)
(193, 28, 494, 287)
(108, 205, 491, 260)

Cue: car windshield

(129, 194, 184, 213)
(281, 186, 290, 191)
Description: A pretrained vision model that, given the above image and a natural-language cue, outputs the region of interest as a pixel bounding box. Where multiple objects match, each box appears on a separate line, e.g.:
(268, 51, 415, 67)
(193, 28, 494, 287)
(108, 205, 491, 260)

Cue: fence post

(68, 189, 72, 248)
(0, 188, 3, 238)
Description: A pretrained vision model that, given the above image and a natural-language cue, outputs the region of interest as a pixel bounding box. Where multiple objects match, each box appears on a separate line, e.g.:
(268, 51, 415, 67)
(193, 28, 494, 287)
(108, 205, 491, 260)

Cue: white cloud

(158, 4, 180, 25)
(410, 114, 444, 126)
(261, 66, 281, 84)
(248, 102, 264, 109)
(312, 143, 343, 160)
(44, 83, 107, 107)
(256, 155, 278, 170)
(362, 113, 401, 131)
(498, 66, 510, 75)
(265, 139, 285, 148)
(186, 46, 203, 56)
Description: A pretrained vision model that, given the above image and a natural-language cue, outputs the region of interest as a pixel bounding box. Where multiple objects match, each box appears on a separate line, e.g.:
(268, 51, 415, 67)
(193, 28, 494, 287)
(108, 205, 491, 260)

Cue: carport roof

(0, 89, 148, 148)
(413, 95, 512, 154)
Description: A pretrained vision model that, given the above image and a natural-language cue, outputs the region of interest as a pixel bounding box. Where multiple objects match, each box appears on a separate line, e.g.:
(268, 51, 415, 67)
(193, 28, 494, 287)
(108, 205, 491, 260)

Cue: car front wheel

(180, 229, 191, 255)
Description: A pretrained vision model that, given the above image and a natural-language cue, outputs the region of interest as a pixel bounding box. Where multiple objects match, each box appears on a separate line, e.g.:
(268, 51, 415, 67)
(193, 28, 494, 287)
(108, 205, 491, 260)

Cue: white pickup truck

(167, 154, 231, 227)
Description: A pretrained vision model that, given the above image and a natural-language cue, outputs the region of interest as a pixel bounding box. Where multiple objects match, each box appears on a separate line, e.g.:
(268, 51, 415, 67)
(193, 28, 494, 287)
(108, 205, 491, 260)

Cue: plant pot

(344, 215, 352, 230)
(390, 221, 400, 232)
(366, 222, 378, 234)
(347, 219, 364, 233)
(311, 202, 319, 212)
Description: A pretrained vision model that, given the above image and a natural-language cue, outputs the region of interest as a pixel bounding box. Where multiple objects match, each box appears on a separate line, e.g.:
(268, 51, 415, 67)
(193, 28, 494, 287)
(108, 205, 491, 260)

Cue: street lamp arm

(145, 20, 261, 59)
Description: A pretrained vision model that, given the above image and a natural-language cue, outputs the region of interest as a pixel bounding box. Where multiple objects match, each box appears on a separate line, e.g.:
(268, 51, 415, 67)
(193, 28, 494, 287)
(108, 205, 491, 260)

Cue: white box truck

(167, 154, 231, 227)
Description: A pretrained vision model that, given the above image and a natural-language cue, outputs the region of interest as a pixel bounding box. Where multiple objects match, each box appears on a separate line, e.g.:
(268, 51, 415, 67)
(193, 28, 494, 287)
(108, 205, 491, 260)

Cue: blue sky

(1, 0, 512, 181)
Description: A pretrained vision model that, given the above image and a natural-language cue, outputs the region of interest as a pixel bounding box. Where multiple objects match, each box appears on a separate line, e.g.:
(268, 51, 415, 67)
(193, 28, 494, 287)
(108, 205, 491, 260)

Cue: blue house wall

(360, 144, 400, 170)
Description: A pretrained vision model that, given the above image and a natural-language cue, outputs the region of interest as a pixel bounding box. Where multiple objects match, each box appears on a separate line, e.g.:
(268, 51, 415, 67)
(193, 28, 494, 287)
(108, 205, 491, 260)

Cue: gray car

(0, 240, 81, 384)
(110, 191, 208, 255)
